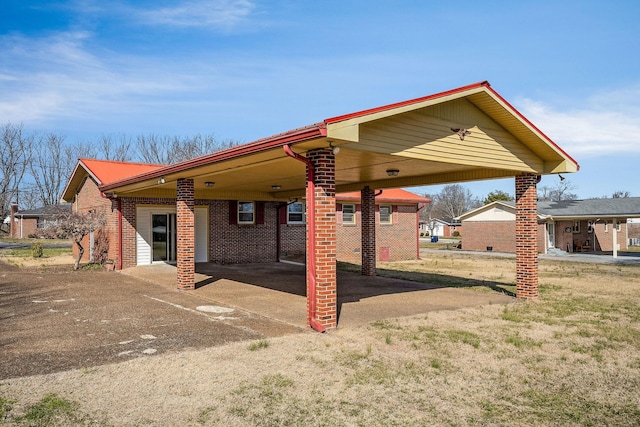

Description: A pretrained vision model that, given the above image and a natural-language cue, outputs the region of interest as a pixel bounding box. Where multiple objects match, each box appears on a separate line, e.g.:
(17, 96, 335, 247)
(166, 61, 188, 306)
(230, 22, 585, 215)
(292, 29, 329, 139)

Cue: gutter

(283, 144, 326, 333)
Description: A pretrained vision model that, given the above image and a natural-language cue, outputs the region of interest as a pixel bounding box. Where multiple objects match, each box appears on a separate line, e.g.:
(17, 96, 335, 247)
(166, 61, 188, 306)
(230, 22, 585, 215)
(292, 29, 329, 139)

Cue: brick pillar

(515, 173, 539, 299)
(177, 178, 195, 290)
(361, 186, 376, 276)
(307, 149, 337, 329)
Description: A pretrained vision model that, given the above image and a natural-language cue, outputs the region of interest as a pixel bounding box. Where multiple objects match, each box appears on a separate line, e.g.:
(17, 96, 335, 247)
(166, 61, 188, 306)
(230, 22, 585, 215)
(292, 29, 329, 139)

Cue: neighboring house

(62, 158, 429, 267)
(419, 218, 462, 237)
(8, 204, 72, 238)
(457, 198, 640, 255)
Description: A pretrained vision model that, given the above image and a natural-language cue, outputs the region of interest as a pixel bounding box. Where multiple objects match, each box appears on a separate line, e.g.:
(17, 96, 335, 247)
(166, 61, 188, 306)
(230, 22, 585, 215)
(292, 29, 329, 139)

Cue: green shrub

(31, 242, 44, 258)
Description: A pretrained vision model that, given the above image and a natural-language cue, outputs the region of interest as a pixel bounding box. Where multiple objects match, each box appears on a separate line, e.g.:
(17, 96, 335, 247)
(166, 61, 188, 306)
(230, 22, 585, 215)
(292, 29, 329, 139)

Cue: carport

(99, 81, 579, 331)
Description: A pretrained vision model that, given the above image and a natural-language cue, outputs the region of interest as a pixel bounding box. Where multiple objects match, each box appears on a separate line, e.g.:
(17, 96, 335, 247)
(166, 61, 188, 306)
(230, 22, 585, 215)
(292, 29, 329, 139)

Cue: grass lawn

(1, 252, 639, 426)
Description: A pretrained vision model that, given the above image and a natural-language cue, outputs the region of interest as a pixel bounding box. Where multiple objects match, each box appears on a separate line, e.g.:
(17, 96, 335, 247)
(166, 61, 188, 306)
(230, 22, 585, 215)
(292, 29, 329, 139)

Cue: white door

(547, 222, 555, 249)
(195, 207, 208, 263)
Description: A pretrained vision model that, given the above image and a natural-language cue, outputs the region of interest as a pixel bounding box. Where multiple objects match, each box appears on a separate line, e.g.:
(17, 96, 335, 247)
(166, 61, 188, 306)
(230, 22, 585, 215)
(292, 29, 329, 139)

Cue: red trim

(483, 85, 580, 171)
(325, 81, 489, 124)
(101, 124, 326, 192)
(283, 145, 325, 333)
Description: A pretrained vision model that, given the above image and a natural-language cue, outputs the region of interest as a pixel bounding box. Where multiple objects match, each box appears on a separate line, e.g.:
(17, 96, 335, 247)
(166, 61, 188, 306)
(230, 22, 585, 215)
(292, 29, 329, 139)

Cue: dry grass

(2, 252, 640, 426)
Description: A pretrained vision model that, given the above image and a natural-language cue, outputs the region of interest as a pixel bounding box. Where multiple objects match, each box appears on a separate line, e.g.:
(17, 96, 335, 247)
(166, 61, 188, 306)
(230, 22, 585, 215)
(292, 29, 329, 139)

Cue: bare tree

(432, 184, 481, 219)
(538, 179, 578, 201)
(0, 123, 34, 218)
(29, 132, 71, 206)
(135, 133, 239, 165)
(611, 191, 631, 198)
(98, 134, 133, 161)
(45, 210, 106, 270)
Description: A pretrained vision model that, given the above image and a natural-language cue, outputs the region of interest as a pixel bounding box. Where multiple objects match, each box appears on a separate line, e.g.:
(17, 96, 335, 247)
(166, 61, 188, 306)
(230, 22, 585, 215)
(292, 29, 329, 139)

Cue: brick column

(361, 186, 376, 276)
(515, 173, 539, 299)
(307, 149, 337, 329)
(177, 178, 195, 290)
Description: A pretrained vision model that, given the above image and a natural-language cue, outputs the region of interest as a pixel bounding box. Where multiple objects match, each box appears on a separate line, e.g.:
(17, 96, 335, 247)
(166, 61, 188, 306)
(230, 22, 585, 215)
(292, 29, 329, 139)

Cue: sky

(2, 0, 640, 200)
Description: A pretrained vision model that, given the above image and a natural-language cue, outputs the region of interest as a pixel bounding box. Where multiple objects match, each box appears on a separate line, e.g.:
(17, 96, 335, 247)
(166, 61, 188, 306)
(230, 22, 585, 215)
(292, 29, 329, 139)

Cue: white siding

(136, 207, 153, 265)
(136, 205, 208, 265)
(195, 207, 208, 262)
(466, 205, 515, 222)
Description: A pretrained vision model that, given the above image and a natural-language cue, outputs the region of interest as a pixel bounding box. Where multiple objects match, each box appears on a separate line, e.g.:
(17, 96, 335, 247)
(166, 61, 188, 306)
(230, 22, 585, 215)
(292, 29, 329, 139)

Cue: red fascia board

(483, 85, 580, 171)
(325, 81, 489, 124)
(100, 123, 326, 191)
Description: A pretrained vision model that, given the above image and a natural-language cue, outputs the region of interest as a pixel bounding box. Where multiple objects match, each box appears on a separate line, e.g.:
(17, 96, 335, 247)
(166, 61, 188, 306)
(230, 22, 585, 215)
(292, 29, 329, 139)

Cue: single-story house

(457, 198, 640, 256)
(7, 204, 72, 239)
(61, 81, 579, 330)
(419, 217, 462, 237)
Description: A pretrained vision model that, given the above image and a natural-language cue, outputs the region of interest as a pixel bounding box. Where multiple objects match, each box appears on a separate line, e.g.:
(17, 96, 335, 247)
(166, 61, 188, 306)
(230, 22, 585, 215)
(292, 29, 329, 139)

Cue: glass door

(547, 222, 555, 249)
(152, 214, 176, 262)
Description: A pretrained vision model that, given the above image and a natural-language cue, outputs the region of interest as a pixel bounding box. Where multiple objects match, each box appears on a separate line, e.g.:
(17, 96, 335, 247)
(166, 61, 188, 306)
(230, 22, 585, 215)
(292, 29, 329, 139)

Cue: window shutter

(336, 203, 343, 225)
(393, 205, 399, 224)
(256, 201, 265, 224)
(229, 200, 237, 225)
(279, 205, 287, 224)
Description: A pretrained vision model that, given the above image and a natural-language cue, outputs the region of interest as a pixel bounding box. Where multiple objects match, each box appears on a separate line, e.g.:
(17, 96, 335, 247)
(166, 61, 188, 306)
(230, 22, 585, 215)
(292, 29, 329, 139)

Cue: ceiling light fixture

(157, 177, 165, 185)
(328, 141, 340, 155)
(386, 169, 399, 177)
(272, 185, 281, 190)
(204, 181, 215, 187)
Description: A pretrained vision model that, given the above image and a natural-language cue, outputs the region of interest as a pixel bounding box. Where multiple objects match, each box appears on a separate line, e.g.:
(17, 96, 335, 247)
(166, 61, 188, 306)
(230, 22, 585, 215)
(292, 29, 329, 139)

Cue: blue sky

(2, 0, 640, 199)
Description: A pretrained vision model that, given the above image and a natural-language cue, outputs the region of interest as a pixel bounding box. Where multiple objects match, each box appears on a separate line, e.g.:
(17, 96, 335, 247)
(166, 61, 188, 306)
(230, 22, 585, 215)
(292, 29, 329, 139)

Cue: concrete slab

(122, 262, 514, 329)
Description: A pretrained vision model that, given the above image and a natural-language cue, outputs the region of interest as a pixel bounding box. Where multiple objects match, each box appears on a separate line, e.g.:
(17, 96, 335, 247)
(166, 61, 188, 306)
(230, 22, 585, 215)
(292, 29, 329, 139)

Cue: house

(419, 217, 462, 238)
(457, 198, 640, 256)
(60, 81, 579, 330)
(8, 204, 72, 239)
(61, 160, 429, 267)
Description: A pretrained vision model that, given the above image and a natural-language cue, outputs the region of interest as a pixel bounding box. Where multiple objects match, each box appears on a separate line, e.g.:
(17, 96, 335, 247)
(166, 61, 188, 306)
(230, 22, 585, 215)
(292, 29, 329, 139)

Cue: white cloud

(517, 86, 640, 157)
(140, 0, 255, 29)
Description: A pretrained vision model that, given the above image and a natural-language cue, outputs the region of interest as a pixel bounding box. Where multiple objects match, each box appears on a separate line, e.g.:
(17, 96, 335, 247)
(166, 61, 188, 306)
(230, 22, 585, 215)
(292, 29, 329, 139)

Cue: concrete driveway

(122, 261, 514, 329)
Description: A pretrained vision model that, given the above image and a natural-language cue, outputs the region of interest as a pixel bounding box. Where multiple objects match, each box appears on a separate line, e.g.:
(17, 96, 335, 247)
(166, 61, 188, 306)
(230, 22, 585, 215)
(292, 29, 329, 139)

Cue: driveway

(123, 261, 514, 329)
(0, 262, 302, 380)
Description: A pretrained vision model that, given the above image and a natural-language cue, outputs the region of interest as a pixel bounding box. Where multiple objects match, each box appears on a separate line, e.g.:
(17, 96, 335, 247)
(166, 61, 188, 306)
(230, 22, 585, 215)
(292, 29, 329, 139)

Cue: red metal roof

(337, 189, 430, 204)
(80, 159, 165, 185)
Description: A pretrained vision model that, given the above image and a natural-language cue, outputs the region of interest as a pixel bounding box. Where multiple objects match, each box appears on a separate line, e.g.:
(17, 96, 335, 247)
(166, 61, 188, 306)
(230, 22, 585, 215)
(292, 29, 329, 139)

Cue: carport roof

(65, 81, 579, 203)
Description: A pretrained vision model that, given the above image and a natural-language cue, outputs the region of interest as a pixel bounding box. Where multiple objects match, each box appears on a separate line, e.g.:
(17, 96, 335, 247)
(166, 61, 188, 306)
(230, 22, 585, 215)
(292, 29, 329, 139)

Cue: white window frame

(342, 204, 356, 225)
(238, 201, 255, 224)
(287, 202, 305, 224)
(615, 220, 621, 232)
(572, 221, 580, 233)
(379, 204, 393, 225)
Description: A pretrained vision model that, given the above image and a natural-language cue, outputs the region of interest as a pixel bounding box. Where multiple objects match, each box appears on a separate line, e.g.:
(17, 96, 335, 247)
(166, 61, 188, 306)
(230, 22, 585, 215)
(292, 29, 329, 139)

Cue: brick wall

(74, 177, 119, 265)
(629, 223, 640, 240)
(336, 204, 419, 262)
(10, 217, 38, 238)
(515, 173, 539, 300)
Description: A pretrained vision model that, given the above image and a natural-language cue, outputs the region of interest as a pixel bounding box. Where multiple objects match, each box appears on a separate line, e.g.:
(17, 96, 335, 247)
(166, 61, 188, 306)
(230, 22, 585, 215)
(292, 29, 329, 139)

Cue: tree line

(0, 122, 240, 222)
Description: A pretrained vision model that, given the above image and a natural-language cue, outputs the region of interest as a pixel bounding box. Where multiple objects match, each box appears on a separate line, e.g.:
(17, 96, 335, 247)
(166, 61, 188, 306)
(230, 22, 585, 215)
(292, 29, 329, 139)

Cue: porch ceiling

(99, 82, 578, 201)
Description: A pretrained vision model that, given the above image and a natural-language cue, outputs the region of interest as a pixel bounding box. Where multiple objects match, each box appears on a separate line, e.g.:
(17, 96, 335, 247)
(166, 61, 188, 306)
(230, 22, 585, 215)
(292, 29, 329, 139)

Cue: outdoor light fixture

(328, 141, 340, 155)
(157, 177, 165, 185)
(386, 169, 400, 177)
(558, 173, 565, 181)
(204, 181, 215, 188)
(272, 185, 282, 190)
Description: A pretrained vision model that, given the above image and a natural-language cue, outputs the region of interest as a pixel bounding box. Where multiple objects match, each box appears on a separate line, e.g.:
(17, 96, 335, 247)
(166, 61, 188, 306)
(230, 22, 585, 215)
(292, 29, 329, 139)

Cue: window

(379, 205, 392, 224)
(587, 221, 594, 233)
(615, 220, 621, 232)
(572, 221, 580, 233)
(238, 201, 255, 224)
(342, 204, 356, 225)
(287, 202, 305, 224)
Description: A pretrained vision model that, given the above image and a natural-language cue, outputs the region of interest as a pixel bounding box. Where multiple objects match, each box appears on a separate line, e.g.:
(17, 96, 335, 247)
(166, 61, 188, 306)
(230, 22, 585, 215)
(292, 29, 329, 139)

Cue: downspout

(117, 198, 123, 270)
(417, 203, 426, 259)
(283, 144, 326, 333)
